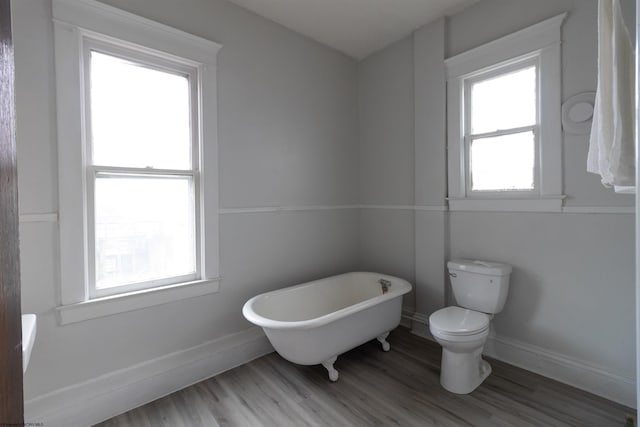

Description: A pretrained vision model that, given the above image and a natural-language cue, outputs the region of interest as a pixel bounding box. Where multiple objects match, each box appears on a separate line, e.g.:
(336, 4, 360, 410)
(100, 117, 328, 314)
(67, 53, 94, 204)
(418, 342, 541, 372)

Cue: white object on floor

(429, 259, 511, 394)
(22, 314, 37, 373)
(587, 0, 635, 188)
(242, 272, 412, 381)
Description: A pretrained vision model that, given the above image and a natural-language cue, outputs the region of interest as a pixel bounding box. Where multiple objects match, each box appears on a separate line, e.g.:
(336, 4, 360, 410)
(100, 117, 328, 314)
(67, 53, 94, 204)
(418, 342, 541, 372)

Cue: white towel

(587, 0, 635, 187)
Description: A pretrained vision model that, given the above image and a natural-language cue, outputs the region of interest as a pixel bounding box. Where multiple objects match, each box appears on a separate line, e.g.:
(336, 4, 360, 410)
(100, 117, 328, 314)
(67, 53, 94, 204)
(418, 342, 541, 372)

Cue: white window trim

(85, 42, 203, 299)
(464, 58, 540, 195)
(53, 0, 221, 324)
(446, 13, 567, 212)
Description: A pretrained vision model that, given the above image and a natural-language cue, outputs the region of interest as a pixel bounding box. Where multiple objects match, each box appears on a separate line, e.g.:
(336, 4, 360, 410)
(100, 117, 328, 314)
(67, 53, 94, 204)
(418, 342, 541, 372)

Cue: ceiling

(226, 0, 480, 59)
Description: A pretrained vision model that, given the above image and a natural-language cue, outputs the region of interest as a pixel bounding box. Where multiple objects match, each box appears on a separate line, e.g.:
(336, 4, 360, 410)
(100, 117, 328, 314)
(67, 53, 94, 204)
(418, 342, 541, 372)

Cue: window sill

(56, 278, 221, 325)
(447, 196, 566, 212)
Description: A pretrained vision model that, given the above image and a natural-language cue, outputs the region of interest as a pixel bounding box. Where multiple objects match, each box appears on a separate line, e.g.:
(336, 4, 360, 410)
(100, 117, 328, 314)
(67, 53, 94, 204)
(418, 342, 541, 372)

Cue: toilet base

(440, 346, 491, 394)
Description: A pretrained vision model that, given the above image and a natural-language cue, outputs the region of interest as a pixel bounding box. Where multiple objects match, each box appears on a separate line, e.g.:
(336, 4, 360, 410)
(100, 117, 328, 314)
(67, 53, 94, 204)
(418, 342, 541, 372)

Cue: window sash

(82, 39, 202, 298)
(462, 59, 540, 197)
(467, 124, 537, 141)
(465, 126, 539, 194)
(86, 169, 201, 298)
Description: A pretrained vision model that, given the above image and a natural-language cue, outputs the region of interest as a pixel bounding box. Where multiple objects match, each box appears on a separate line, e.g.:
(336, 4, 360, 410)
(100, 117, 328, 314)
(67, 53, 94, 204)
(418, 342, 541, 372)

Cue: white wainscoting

(408, 312, 635, 408)
(24, 327, 273, 427)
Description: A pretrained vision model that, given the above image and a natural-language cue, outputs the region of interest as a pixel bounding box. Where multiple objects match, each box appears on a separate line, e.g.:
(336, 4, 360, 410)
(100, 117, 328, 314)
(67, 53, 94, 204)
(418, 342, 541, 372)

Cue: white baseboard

(410, 323, 433, 341)
(408, 311, 635, 408)
(484, 333, 636, 408)
(405, 311, 433, 340)
(25, 327, 273, 427)
(400, 308, 416, 329)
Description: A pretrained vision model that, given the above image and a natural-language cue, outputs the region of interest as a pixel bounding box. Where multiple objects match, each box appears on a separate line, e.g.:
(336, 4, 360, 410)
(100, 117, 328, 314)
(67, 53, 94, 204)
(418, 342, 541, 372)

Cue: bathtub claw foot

(322, 356, 339, 382)
(377, 332, 390, 351)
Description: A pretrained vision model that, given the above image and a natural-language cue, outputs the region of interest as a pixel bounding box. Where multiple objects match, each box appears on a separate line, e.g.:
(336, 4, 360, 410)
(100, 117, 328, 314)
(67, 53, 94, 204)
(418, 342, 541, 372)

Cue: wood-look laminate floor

(97, 328, 634, 427)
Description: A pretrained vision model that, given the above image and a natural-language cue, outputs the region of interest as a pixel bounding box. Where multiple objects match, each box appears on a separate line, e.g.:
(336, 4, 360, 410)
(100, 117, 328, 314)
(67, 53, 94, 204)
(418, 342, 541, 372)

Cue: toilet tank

(447, 259, 512, 314)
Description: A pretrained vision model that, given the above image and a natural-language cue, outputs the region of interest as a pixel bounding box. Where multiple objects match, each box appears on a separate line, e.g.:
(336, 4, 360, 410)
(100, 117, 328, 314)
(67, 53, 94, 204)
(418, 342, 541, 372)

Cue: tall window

(87, 47, 200, 297)
(446, 14, 565, 212)
(53, 0, 220, 324)
(465, 60, 538, 193)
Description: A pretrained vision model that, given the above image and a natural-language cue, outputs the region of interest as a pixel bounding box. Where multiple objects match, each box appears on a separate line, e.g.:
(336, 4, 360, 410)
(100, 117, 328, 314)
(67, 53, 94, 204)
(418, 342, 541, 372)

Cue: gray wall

(14, 0, 636, 408)
(14, 0, 359, 399)
(357, 0, 636, 392)
(413, 19, 448, 318)
(448, 0, 635, 381)
(357, 36, 416, 300)
(449, 212, 634, 372)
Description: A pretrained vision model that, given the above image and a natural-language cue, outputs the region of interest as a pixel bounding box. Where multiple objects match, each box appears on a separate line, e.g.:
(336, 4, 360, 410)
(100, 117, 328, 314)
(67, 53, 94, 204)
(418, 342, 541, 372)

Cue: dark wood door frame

(0, 0, 24, 423)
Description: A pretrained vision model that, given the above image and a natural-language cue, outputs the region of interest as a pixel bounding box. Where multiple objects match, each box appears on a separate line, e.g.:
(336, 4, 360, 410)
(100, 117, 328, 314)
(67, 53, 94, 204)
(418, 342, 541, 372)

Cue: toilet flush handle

(473, 260, 492, 268)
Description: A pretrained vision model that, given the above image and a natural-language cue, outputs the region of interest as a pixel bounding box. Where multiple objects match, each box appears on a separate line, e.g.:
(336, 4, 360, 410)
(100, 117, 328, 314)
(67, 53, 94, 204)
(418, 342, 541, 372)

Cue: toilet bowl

(429, 306, 491, 393)
(429, 260, 511, 394)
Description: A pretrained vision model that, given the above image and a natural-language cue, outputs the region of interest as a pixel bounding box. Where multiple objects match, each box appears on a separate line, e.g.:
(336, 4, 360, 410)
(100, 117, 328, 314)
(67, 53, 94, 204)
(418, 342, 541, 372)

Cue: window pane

(94, 175, 196, 289)
(470, 131, 535, 191)
(90, 51, 191, 169)
(471, 65, 536, 134)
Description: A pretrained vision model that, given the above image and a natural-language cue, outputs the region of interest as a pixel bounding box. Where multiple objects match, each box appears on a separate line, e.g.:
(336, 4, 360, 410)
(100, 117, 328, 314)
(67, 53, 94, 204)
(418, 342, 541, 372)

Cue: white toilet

(429, 259, 512, 394)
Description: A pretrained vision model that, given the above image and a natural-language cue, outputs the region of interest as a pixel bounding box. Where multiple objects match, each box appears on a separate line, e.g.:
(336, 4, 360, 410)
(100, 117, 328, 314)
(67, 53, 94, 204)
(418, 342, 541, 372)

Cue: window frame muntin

(462, 55, 541, 196)
(81, 38, 203, 299)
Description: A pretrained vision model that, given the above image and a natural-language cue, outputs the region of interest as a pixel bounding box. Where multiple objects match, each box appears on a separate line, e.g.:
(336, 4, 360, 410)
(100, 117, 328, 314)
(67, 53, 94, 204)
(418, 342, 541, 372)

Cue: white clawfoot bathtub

(242, 272, 412, 381)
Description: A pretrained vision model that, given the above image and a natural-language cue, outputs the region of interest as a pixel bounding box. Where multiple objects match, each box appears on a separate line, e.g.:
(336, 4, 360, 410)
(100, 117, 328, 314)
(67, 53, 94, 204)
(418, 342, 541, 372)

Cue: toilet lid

(429, 306, 490, 335)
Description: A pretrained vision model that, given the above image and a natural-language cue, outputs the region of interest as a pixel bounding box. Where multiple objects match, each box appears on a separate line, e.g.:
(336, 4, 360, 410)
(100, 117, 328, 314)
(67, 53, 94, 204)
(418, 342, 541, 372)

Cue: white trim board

(56, 279, 221, 325)
(405, 311, 433, 340)
(365, 204, 634, 214)
(19, 213, 58, 223)
(445, 13, 567, 77)
(635, 0, 640, 411)
(218, 204, 359, 214)
(363, 205, 448, 211)
(24, 327, 273, 427)
(408, 313, 635, 408)
(400, 308, 416, 329)
(218, 204, 634, 215)
(217, 204, 447, 214)
(402, 310, 429, 324)
(52, 0, 221, 63)
(561, 206, 635, 214)
(447, 197, 565, 213)
(484, 333, 635, 408)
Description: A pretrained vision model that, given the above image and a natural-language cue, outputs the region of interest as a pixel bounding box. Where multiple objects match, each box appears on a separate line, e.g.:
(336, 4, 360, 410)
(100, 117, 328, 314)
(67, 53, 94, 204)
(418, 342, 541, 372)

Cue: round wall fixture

(561, 92, 596, 135)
